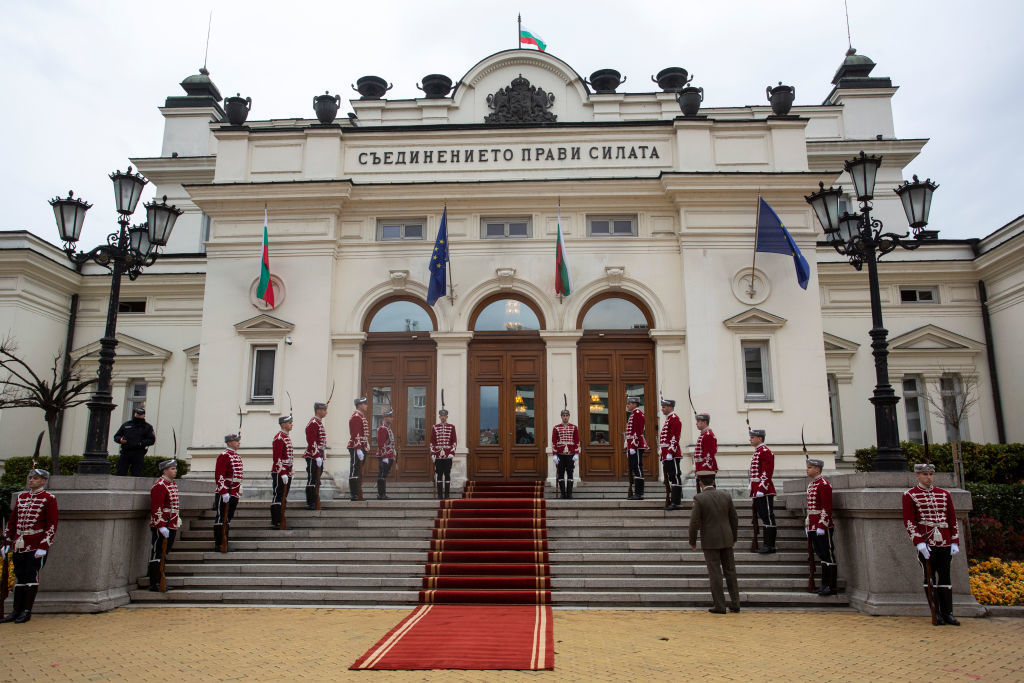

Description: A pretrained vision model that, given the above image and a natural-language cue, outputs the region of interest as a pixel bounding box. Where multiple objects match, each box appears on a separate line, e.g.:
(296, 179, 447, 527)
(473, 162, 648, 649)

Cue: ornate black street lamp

(50, 168, 182, 474)
(806, 151, 938, 471)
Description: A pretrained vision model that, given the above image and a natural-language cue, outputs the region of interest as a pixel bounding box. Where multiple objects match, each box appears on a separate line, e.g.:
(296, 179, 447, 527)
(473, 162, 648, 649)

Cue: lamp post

(805, 151, 938, 471)
(50, 168, 182, 474)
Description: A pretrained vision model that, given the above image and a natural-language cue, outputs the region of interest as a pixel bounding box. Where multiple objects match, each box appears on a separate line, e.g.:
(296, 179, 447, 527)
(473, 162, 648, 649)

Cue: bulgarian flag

(257, 209, 275, 308)
(520, 26, 546, 51)
(555, 204, 571, 297)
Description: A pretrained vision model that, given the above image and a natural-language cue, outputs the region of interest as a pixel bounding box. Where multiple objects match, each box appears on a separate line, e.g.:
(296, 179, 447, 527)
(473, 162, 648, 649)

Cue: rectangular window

(827, 374, 844, 456)
(125, 380, 147, 421)
(902, 376, 925, 444)
(588, 215, 637, 237)
(940, 374, 968, 441)
(118, 300, 146, 314)
(900, 287, 938, 304)
(588, 384, 610, 445)
(742, 341, 772, 401)
(481, 217, 531, 239)
(377, 219, 425, 241)
(250, 347, 276, 401)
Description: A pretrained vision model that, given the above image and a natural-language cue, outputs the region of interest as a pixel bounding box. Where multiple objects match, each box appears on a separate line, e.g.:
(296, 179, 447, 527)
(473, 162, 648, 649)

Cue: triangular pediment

(723, 308, 787, 330)
(234, 314, 294, 335)
(183, 344, 200, 360)
(889, 325, 983, 352)
(72, 333, 171, 361)
(823, 332, 860, 353)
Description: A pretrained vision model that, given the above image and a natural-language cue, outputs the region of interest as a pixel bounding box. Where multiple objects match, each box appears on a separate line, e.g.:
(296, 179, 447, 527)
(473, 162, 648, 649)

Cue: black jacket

(113, 418, 156, 454)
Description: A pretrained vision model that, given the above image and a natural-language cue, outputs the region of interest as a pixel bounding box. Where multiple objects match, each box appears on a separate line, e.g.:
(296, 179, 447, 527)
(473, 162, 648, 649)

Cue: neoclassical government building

(1, 48, 1020, 485)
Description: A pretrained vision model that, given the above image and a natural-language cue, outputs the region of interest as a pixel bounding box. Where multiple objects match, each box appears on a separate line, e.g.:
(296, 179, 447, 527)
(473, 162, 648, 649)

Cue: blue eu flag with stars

(427, 208, 449, 306)
(755, 197, 810, 290)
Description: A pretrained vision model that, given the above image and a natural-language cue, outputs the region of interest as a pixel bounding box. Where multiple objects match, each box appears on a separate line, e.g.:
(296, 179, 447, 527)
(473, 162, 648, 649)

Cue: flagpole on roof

(444, 202, 455, 306)
(747, 194, 761, 299)
(557, 197, 562, 305)
(518, 13, 522, 50)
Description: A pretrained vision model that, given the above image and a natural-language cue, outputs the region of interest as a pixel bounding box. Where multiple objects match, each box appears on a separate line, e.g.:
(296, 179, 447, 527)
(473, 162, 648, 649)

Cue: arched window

(579, 296, 651, 330)
(471, 297, 542, 331)
(365, 298, 436, 333)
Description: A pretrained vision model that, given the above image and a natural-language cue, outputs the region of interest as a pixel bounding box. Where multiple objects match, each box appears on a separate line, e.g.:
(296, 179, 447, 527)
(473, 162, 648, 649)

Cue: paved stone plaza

(1, 607, 1021, 681)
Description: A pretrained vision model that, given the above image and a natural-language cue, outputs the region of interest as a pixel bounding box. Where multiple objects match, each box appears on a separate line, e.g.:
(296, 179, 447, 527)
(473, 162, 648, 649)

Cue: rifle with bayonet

(747, 412, 759, 553)
(802, 426, 816, 592)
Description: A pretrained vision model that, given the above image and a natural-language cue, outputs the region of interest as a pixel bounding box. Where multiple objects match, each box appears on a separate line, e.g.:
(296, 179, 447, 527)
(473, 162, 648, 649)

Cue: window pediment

(888, 325, 983, 352)
(722, 308, 787, 331)
(72, 333, 171, 362)
(234, 314, 295, 337)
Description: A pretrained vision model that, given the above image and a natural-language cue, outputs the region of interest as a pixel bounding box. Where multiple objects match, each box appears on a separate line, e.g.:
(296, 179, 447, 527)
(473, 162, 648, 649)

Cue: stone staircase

(130, 481, 848, 609)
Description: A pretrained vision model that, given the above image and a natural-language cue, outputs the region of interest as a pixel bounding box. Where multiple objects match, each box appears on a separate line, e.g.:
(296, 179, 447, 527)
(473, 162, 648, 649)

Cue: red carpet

(351, 480, 554, 670)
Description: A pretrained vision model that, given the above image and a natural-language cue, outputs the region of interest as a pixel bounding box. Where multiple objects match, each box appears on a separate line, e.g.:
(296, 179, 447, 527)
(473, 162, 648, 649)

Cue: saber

(923, 555, 940, 625)
(687, 387, 697, 418)
(31, 431, 44, 470)
(326, 380, 336, 406)
(219, 495, 229, 553)
(746, 410, 759, 552)
(0, 548, 10, 620)
(159, 535, 168, 593)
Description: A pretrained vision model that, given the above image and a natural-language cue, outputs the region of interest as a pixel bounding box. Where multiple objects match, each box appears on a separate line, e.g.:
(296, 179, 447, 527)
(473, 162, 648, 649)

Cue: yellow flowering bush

(969, 557, 1024, 605)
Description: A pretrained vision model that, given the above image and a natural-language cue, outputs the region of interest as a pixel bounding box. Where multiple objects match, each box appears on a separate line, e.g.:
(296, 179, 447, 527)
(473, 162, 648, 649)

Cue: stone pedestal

(12, 475, 211, 613)
(779, 472, 984, 617)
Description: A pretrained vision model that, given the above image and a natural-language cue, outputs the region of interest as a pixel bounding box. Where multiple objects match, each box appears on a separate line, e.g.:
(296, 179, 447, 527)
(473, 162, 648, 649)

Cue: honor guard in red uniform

(2, 468, 57, 624)
(625, 396, 647, 500)
(304, 402, 328, 509)
(692, 413, 718, 494)
(376, 409, 397, 500)
(551, 409, 581, 499)
(148, 459, 180, 592)
(748, 428, 777, 553)
(659, 399, 683, 510)
(347, 397, 370, 501)
(430, 407, 457, 499)
(214, 433, 243, 551)
(805, 458, 837, 595)
(903, 463, 961, 625)
(271, 415, 294, 528)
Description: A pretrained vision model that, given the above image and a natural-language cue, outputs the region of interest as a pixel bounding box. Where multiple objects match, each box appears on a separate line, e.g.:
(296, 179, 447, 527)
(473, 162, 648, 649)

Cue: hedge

(855, 441, 1024, 483)
(1, 455, 190, 488)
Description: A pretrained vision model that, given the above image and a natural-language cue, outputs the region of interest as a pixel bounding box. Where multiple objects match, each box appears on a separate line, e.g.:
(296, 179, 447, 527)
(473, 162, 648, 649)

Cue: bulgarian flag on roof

(555, 203, 571, 297)
(520, 26, 546, 52)
(257, 209, 275, 308)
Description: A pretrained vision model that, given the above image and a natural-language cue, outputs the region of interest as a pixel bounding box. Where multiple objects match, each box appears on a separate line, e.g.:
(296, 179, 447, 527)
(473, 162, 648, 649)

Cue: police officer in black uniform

(113, 407, 156, 476)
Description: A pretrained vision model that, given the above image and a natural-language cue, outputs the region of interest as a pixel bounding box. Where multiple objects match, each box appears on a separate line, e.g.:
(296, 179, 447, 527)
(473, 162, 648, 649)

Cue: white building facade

(1, 48, 1020, 485)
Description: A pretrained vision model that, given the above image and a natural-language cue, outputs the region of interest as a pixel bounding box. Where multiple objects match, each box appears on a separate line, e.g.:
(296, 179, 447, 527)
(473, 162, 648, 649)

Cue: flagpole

(444, 203, 455, 305)
(748, 194, 760, 299)
(517, 13, 521, 49)
(557, 197, 563, 305)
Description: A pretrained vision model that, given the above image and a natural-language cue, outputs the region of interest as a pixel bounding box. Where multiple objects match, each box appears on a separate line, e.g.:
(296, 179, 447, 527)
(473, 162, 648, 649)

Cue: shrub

(1, 455, 189, 487)
(855, 441, 1024, 483)
(969, 557, 1024, 606)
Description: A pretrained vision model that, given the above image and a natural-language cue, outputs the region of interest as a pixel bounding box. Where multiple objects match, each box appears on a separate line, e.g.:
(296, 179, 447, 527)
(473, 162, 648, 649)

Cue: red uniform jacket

(658, 412, 682, 462)
(805, 475, 833, 532)
(551, 423, 581, 456)
(304, 417, 326, 459)
(694, 428, 718, 472)
(272, 430, 294, 475)
(625, 408, 647, 451)
(150, 476, 181, 530)
(376, 423, 396, 459)
(748, 444, 776, 496)
(4, 489, 58, 553)
(902, 484, 959, 547)
(347, 411, 369, 450)
(215, 448, 243, 497)
(430, 423, 457, 458)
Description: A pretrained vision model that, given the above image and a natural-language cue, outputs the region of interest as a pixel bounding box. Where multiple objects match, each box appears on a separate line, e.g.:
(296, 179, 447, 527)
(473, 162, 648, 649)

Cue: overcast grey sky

(2, 0, 1021, 248)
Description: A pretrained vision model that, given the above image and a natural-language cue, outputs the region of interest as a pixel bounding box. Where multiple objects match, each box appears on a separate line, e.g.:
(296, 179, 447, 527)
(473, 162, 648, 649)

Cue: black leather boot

(148, 561, 161, 591)
(940, 588, 960, 625)
(213, 524, 222, 548)
(444, 482, 450, 500)
(817, 564, 837, 595)
(377, 479, 388, 500)
(635, 479, 645, 500)
(757, 527, 777, 554)
(566, 480, 574, 499)
(270, 505, 281, 529)
(349, 479, 359, 502)
(0, 586, 23, 623)
(305, 486, 315, 510)
(14, 586, 37, 623)
(557, 480, 566, 499)
(436, 481, 444, 499)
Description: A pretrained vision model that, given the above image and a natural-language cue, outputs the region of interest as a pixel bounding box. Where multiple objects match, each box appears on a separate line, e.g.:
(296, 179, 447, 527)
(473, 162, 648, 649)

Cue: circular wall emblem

(249, 274, 285, 310)
(731, 268, 770, 305)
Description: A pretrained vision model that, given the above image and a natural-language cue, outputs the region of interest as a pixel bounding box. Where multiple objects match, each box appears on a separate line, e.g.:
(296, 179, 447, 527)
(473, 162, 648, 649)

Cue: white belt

(922, 521, 948, 528)
(14, 529, 43, 551)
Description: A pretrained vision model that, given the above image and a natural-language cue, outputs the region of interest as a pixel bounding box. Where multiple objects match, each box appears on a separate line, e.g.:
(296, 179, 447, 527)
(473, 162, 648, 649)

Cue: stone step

(168, 551, 427, 563)
(172, 540, 430, 551)
(550, 591, 849, 607)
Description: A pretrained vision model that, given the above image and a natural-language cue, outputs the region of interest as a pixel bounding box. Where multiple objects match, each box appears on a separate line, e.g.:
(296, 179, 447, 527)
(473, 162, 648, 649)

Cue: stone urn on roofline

(224, 93, 251, 126)
(417, 74, 453, 98)
(313, 91, 341, 124)
(652, 67, 692, 92)
(767, 82, 796, 116)
(586, 69, 626, 94)
(352, 76, 393, 100)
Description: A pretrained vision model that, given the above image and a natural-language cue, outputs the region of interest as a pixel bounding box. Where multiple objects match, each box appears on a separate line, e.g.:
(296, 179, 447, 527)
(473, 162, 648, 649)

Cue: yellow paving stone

(0, 608, 1021, 681)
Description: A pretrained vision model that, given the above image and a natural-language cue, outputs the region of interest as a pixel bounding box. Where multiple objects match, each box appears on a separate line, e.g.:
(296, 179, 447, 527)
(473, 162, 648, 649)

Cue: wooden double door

(577, 335, 656, 481)
(360, 339, 435, 481)
(468, 335, 547, 480)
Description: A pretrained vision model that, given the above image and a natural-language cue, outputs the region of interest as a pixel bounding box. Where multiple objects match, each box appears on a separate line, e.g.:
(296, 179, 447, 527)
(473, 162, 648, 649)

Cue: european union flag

(426, 208, 449, 305)
(755, 197, 811, 290)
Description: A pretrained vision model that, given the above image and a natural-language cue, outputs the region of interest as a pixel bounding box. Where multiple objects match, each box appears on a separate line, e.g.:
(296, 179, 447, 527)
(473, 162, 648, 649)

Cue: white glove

(951, 543, 960, 556)
(816, 528, 825, 536)
(628, 449, 637, 456)
(664, 454, 673, 461)
(158, 526, 170, 539)
(573, 454, 579, 463)
(281, 474, 289, 485)
(221, 493, 230, 503)
(1, 545, 8, 556)
(315, 457, 323, 467)
(755, 490, 765, 498)
(916, 542, 930, 559)
(34, 549, 47, 558)
(431, 455, 436, 462)
(356, 449, 365, 461)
